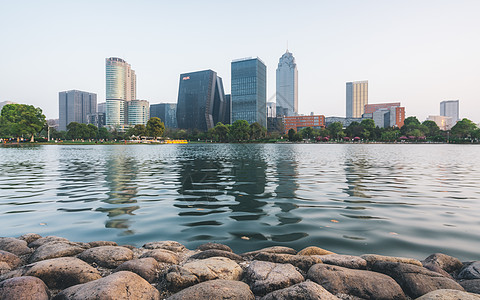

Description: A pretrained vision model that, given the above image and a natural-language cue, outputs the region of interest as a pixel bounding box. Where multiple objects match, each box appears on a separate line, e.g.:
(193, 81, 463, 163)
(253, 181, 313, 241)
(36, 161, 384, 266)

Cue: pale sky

(1, 0, 479, 122)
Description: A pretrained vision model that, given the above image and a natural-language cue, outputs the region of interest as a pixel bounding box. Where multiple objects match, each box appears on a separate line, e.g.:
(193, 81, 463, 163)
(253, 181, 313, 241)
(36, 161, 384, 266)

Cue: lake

(0, 144, 479, 260)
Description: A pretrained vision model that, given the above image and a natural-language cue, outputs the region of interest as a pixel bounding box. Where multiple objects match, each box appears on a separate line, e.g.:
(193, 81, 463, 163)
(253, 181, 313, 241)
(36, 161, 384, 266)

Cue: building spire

(286, 40, 289, 52)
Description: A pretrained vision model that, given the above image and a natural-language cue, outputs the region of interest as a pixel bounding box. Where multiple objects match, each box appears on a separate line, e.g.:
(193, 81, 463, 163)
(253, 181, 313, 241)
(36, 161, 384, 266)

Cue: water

(0, 144, 479, 261)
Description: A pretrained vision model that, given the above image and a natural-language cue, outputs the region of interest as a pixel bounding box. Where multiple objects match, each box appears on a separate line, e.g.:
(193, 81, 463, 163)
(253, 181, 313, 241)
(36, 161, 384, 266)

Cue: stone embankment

(0, 234, 479, 299)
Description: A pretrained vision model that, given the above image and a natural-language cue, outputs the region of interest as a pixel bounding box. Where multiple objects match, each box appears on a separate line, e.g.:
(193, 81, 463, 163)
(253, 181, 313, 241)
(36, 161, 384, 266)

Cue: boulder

(245, 260, 304, 296)
(0, 276, 49, 300)
(361, 254, 422, 268)
(252, 252, 322, 272)
(190, 249, 243, 261)
(166, 257, 242, 291)
(422, 253, 463, 278)
(167, 279, 254, 300)
(242, 246, 297, 258)
(308, 263, 406, 300)
(77, 246, 133, 268)
(460, 279, 480, 294)
(143, 241, 186, 252)
(28, 236, 71, 248)
(53, 271, 160, 300)
(0, 237, 32, 256)
(313, 254, 367, 270)
(0, 262, 11, 275)
(458, 262, 480, 280)
(415, 289, 480, 300)
(298, 246, 335, 256)
(18, 233, 42, 244)
(115, 257, 159, 283)
(260, 280, 340, 300)
(197, 242, 233, 253)
(371, 261, 464, 298)
(140, 249, 179, 264)
(87, 241, 118, 248)
(29, 242, 86, 263)
(0, 250, 21, 269)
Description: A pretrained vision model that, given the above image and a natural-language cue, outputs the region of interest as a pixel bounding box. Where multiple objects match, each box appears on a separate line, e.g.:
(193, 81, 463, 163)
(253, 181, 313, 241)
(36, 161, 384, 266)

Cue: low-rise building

(427, 115, 453, 131)
(284, 115, 325, 133)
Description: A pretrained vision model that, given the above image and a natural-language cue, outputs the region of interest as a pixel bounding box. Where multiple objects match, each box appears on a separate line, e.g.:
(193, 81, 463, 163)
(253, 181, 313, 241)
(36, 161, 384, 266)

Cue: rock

(422, 253, 463, 278)
(0, 250, 21, 268)
(243, 246, 297, 258)
(18, 233, 42, 244)
(298, 246, 335, 256)
(53, 271, 160, 300)
(28, 236, 71, 248)
(166, 257, 243, 291)
(0, 237, 32, 256)
(415, 289, 480, 300)
(190, 249, 243, 261)
(252, 252, 322, 272)
(77, 246, 133, 268)
(143, 241, 186, 252)
(87, 241, 118, 248)
(0, 262, 11, 275)
(313, 254, 367, 270)
(140, 249, 179, 264)
(371, 261, 464, 298)
(0, 276, 50, 300)
(115, 257, 159, 283)
(362, 254, 422, 268)
(308, 263, 406, 300)
(29, 242, 86, 263)
(458, 262, 480, 280)
(245, 260, 304, 296)
(197, 242, 233, 253)
(460, 279, 480, 294)
(261, 280, 340, 300)
(167, 279, 254, 300)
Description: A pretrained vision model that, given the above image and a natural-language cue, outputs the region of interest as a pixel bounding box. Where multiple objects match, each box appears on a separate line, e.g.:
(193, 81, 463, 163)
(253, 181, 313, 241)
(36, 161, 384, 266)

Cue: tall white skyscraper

(276, 50, 298, 117)
(346, 80, 368, 118)
(440, 100, 459, 123)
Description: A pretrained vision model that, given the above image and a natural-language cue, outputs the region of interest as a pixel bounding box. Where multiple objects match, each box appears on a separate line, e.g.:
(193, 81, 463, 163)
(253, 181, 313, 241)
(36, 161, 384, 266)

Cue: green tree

(230, 120, 250, 141)
(86, 124, 98, 139)
(422, 120, 440, 137)
(300, 127, 313, 140)
(97, 127, 111, 140)
(327, 122, 343, 140)
(451, 118, 477, 139)
(345, 121, 363, 138)
(213, 122, 229, 142)
(127, 124, 147, 137)
(287, 128, 296, 141)
(146, 117, 165, 139)
(249, 122, 266, 140)
(401, 116, 425, 137)
(0, 104, 46, 141)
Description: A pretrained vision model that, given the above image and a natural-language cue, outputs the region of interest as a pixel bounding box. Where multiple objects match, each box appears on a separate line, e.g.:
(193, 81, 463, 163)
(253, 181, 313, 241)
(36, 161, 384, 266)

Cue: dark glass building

(150, 103, 177, 128)
(176, 70, 226, 131)
(223, 94, 232, 125)
(231, 57, 267, 128)
(59, 90, 97, 131)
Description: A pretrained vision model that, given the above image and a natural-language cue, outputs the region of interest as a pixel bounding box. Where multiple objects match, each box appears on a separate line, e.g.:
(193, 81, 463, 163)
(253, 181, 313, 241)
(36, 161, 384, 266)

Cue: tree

(401, 116, 424, 137)
(127, 124, 147, 137)
(288, 128, 296, 141)
(146, 117, 165, 139)
(250, 122, 266, 140)
(97, 127, 111, 140)
(0, 104, 46, 141)
(300, 127, 313, 139)
(451, 118, 477, 139)
(422, 120, 440, 137)
(230, 120, 250, 141)
(327, 122, 343, 140)
(345, 121, 363, 138)
(213, 122, 229, 142)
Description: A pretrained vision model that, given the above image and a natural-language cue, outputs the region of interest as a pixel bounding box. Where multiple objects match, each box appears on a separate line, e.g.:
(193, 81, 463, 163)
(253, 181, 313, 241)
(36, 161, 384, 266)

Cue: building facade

(266, 101, 276, 118)
(346, 80, 368, 118)
(231, 57, 267, 128)
(223, 94, 232, 125)
(59, 90, 97, 131)
(427, 115, 453, 131)
(127, 100, 149, 126)
(276, 50, 298, 117)
(176, 70, 226, 131)
(364, 102, 401, 114)
(325, 116, 362, 128)
(363, 103, 405, 128)
(284, 115, 325, 133)
(150, 103, 177, 128)
(440, 100, 459, 123)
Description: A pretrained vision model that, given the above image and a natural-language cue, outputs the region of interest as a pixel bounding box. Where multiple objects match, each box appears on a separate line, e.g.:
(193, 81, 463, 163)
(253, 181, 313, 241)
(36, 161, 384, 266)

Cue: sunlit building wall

(276, 50, 298, 117)
(346, 80, 368, 118)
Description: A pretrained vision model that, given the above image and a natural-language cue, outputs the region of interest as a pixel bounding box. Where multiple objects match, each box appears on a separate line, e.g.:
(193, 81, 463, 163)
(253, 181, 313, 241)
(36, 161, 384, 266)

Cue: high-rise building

(276, 50, 298, 117)
(440, 100, 459, 123)
(266, 101, 276, 118)
(127, 100, 149, 126)
(150, 103, 177, 128)
(176, 70, 226, 131)
(105, 57, 136, 130)
(97, 102, 106, 113)
(59, 90, 97, 131)
(231, 57, 267, 128)
(223, 94, 232, 125)
(346, 80, 368, 118)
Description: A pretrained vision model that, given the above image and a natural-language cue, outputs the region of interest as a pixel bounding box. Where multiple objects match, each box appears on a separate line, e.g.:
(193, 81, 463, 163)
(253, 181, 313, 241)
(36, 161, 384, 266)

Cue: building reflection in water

(343, 146, 372, 199)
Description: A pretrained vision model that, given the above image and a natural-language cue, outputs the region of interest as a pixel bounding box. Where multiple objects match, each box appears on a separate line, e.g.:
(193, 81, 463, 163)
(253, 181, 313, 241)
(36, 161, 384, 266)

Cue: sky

(1, 0, 479, 122)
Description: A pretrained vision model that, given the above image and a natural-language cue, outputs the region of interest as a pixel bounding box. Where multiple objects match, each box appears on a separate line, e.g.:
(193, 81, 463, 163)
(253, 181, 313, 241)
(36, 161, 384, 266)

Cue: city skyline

(1, 1, 479, 123)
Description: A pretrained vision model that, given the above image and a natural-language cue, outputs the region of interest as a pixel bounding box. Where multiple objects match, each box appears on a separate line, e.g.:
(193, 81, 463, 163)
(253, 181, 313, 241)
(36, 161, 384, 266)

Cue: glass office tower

(440, 100, 459, 123)
(150, 103, 178, 128)
(127, 100, 149, 126)
(346, 80, 368, 118)
(231, 57, 267, 128)
(59, 90, 97, 131)
(276, 50, 298, 117)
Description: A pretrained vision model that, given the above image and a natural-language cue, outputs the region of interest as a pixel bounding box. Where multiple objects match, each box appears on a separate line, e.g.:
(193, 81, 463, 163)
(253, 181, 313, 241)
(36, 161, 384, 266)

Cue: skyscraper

(106, 57, 136, 130)
(127, 100, 149, 126)
(59, 90, 97, 131)
(276, 50, 298, 117)
(176, 70, 226, 131)
(346, 80, 368, 118)
(231, 57, 267, 128)
(440, 100, 459, 123)
(150, 103, 177, 128)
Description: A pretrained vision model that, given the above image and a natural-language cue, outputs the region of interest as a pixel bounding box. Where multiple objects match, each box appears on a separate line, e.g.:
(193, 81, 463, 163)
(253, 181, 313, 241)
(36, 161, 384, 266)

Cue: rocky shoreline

(0, 234, 479, 299)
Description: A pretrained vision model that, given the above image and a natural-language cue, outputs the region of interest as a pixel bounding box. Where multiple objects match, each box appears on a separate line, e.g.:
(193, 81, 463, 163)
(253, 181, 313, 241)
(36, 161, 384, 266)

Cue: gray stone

(77, 246, 134, 268)
(298, 246, 335, 256)
(460, 279, 480, 294)
(245, 260, 304, 296)
(143, 241, 186, 252)
(53, 271, 160, 300)
(0, 237, 32, 256)
(371, 261, 464, 298)
(252, 252, 322, 272)
(313, 254, 367, 270)
(197, 242, 233, 253)
(459, 262, 480, 280)
(422, 253, 463, 278)
(0, 262, 11, 275)
(166, 257, 243, 291)
(29, 242, 86, 263)
(190, 249, 243, 261)
(415, 289, 480, 300)
(167, 279, 254, 300)
(18, 233, 42, 244)
(0, 250, 21, 269)
(140, 248, 179, 264)
(308, 263, 406, 300)
(260, 280, 340, 300)
(362, 254, 422, 268)
(0, 276, 49, 300)
(115, 257, 159, 283)
(243, 246, 297, 258)
(87, 240, 118, 248)
(28, 236, 71, 248)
